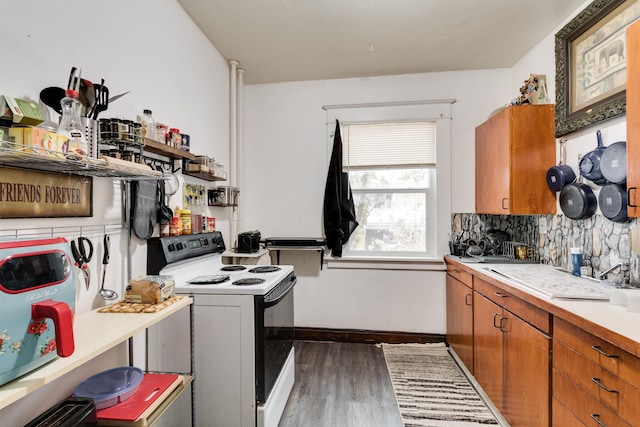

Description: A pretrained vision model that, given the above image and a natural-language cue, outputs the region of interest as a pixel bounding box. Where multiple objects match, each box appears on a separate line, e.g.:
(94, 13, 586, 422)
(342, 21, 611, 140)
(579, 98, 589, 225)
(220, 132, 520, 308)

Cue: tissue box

(8, 127, 68, 158)
(125, 275, 175, 304)
(2, 96, 44, 126)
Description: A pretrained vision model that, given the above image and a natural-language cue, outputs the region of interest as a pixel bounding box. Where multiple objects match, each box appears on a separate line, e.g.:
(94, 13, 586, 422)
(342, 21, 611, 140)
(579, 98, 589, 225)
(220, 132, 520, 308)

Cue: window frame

(323, 100, 453, 265)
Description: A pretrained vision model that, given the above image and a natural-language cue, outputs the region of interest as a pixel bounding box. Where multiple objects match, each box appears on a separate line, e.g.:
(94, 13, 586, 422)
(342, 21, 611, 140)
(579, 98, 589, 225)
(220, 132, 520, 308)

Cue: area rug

(381, 342, 499, 427)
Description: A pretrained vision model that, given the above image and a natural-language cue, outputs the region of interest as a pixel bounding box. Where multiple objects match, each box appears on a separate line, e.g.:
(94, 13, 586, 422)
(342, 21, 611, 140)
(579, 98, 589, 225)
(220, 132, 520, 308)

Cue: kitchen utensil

(157, 177, 173, 226)
(79, 78, 95, 117)
(39, 87, 65, 115)
(546, 139, 576, 191)
(559, 162, 597, 220)
(99, 234, 118, 300)
(25, 397, 97, 427)
(479, 229, 510, 255)
(71, 236, 93, 290)
(466, 244, 484, 256)
(67, 66, 77, 91)
(600, 141, 627, 184)
(92, 83, 109, 120)
(599, 183, 628, 222)
(109, 90, 130, 103)
(0, 237, 76, 387)
(579, 130, 608, 185)
(73, 367, 144, 409)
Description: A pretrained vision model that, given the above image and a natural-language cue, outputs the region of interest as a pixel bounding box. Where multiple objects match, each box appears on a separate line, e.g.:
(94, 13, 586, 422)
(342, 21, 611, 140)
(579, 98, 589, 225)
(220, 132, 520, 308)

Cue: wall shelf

(0, 297, 193, 414)
(142, 138, 195, 161)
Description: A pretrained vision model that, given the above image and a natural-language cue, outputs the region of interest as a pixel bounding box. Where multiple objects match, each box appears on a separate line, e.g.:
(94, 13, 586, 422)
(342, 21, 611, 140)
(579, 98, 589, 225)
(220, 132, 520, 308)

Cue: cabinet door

(475, 110, 511, 214)
(628, 20, 640, 217)
(502, 312, 551, 427)
(446, 274, 474, 373)
(473, 291, 504, 412)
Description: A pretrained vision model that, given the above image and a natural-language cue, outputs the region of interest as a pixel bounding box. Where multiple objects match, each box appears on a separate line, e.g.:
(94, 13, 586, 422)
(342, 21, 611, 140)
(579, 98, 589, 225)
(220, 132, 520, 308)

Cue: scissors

(71, 237, 93, 290)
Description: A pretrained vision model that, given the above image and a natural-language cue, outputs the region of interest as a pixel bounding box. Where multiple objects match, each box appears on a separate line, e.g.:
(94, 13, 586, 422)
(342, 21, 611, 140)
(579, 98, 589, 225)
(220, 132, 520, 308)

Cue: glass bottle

(57, 89, 88, 159)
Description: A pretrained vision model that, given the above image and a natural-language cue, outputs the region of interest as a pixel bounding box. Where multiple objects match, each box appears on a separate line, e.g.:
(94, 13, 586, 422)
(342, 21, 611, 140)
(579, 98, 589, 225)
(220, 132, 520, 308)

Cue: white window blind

(341, 121, 436, 168)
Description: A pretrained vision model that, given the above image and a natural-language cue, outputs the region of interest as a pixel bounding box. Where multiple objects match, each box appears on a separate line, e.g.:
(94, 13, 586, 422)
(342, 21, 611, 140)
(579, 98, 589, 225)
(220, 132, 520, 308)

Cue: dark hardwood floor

(278, 340, 403, 427)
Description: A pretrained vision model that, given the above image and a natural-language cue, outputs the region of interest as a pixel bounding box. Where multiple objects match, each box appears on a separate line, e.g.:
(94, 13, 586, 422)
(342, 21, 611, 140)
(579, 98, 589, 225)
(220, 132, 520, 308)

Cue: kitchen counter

(445, 256, 640, 357)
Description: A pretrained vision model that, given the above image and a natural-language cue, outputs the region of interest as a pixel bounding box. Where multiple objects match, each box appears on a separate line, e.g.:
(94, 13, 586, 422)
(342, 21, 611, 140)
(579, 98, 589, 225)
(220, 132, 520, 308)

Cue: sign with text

(0, 168, 92, 217)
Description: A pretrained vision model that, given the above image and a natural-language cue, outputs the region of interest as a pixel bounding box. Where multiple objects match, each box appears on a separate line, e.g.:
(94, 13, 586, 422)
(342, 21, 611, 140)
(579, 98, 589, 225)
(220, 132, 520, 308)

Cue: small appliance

(0, 237, 76, 386)
(237, 230, 261, 253)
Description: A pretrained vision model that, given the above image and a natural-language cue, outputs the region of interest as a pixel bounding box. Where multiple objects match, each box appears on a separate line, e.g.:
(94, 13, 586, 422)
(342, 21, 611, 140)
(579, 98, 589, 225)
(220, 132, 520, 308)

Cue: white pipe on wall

(229, 59, 239, 245)
(237, 68, 245, 233)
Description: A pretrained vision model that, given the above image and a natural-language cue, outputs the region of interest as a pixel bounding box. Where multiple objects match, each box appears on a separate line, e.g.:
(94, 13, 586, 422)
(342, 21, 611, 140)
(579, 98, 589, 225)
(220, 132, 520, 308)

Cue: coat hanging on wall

(323, 119, 358, 257)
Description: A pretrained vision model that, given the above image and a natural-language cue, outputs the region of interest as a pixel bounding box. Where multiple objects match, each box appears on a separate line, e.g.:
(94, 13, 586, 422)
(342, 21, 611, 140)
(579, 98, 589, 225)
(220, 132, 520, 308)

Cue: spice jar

(169, 215, 181, 236)
(179, 208, 191, 235)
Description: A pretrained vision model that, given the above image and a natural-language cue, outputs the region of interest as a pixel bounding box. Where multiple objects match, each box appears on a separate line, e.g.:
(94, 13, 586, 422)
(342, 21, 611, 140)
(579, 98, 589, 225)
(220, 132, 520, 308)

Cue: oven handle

(264, 275, 297, 308)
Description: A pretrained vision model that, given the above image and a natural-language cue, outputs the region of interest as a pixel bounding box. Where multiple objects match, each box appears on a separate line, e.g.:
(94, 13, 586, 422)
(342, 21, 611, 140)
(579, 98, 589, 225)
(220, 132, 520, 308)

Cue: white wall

(0, 0, 229, 423)
(242, 0, 629, 335)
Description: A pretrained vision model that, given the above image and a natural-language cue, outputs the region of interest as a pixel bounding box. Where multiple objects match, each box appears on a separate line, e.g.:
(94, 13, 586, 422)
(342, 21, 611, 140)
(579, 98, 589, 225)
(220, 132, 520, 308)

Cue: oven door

(254, 272, 296, 403)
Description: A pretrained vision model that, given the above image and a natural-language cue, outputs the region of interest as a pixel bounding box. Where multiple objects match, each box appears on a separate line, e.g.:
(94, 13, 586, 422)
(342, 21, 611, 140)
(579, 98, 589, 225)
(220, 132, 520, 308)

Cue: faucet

(597, 263, 629, 281)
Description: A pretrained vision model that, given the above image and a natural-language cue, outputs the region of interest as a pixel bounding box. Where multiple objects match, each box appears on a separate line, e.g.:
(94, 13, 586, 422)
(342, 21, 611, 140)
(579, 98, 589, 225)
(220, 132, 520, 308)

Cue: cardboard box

(9, 127, 68, 158)
(3, 96, 44, 126)
(125, 275, 175, 304)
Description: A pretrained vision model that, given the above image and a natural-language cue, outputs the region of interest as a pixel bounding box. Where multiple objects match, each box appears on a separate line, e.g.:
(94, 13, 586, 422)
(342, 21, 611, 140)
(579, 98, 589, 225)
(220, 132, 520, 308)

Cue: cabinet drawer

(552, 398, 585, 427)
(554, 340, 640, 423)
(474, 277, 550, 334)
(445, 263, 473, 288)
(553, 369, 632, 427)
(555, 317, 640, 390)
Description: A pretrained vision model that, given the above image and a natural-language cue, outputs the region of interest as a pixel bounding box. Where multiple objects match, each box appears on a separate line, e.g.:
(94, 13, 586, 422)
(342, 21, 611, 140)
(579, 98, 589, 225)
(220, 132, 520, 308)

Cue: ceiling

(177, 0, 587, 85)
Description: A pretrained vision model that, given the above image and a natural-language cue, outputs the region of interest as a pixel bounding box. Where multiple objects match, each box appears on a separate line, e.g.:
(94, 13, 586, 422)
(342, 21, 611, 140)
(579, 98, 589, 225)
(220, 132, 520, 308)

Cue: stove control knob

(202, 238, 209, 246)
(176, 242, 184, 250)
(168, 243, 176, 252)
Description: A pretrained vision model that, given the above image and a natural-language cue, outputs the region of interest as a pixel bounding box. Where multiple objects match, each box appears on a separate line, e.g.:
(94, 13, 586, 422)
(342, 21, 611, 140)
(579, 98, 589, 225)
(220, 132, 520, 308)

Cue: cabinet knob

(465, 293, 472, 306)
(591, 345, 619, 359)
(501, 198, 508, 210)
(590, 414, 607, 427)
(494, 292, 508, 298)
(591, 377, 618, 394)
(493, 313, 502, 328)
(628, 187, 638, 208)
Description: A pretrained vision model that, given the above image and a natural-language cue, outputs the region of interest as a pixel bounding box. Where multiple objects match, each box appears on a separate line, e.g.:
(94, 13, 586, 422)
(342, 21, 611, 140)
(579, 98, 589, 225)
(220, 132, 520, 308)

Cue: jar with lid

(179, 209, 191, 235)
(140, 109, 156, 141)
(168, 128, 182, 149)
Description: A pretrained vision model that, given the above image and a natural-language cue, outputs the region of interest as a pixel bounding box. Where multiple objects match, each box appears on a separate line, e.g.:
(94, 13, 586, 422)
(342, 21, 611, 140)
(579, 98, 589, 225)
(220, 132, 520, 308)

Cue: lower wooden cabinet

(473, 278, 551, 427)
(553, 317, 640, 426)
(445, 273, 474, 372)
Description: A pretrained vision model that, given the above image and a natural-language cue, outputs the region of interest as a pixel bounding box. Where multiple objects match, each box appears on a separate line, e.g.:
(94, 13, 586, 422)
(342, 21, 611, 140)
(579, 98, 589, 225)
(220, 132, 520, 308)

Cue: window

(324, 101, 452, 260)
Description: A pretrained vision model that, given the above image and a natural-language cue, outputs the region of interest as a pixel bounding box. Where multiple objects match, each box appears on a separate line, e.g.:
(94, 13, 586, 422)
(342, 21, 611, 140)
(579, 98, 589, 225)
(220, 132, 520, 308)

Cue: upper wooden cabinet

(627, 20, 640, 217)
(475, 105, 556, 214)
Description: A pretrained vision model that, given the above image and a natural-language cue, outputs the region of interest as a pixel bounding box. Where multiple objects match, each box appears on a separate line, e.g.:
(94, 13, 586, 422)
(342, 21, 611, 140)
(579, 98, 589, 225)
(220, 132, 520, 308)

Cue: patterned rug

(381, 343, 499, 427)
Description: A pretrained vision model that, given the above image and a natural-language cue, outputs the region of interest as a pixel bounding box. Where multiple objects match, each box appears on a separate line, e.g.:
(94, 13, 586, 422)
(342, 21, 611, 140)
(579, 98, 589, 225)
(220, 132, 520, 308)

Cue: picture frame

(555, 0, 640, 137)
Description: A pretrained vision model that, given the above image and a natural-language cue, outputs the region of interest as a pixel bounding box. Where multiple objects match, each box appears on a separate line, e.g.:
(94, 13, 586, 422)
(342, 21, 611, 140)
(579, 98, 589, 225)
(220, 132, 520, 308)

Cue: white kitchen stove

(146, 232, 296, 427)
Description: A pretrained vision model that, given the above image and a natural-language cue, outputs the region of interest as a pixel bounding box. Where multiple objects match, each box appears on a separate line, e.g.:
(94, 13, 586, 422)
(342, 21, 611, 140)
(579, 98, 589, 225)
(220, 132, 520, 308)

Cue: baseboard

(294, 327, 446, 344)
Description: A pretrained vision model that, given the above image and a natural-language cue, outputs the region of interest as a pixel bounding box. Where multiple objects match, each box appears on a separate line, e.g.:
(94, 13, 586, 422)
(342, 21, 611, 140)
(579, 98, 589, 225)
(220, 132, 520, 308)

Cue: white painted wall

(0, 0, 229, 423)
(242, 0, 628, 335)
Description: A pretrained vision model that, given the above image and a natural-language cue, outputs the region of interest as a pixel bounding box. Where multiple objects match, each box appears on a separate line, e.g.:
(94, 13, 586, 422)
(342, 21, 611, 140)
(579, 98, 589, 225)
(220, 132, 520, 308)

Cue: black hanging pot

(546, 139, 576, 191)
(600, 141, 627, 185)
(579, 130, 608, 185)
(559, 169, 597, 220)
(599, 183, 628, 222)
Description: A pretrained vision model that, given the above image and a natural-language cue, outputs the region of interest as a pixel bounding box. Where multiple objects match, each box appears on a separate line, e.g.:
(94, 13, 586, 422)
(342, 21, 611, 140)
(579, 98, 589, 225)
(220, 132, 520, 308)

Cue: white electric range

(146, 232, 296, 427)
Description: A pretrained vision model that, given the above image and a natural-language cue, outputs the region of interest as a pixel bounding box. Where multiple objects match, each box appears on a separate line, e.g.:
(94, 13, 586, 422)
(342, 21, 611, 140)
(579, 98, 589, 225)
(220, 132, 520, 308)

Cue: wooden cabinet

(445, 264, 474, 373)
(553, 317, 640, 426)
(627, 20, 640, 217)
(475, 104, 556, 214)
(473, 277, 551, 426)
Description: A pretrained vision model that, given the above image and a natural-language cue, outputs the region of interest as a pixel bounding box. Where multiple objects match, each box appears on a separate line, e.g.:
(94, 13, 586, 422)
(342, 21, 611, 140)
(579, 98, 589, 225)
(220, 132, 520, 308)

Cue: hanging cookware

(579, 130, 608, 185)
(546, 139, 576, 191)
(599, 183, 628, 222)
(560, 156, 597, 220)
(479, 229, 510, 255)
(600, 141, 627, 184)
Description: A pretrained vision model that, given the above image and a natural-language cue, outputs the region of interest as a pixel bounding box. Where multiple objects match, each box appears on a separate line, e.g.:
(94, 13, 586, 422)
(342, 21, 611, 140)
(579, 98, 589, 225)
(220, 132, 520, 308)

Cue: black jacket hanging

(323, 119, 358, 257)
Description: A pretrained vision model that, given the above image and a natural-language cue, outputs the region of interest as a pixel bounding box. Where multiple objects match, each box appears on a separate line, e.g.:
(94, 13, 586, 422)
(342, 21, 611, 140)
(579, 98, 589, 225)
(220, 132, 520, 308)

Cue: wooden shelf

(0, 297, 193, 412)
(143, 138, 195, 161)
(183, 170, 226, 182)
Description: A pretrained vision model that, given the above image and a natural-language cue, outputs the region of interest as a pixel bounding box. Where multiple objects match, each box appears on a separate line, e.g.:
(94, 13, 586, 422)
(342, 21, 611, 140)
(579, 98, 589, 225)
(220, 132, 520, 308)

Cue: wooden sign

(0, 167, 92, 218)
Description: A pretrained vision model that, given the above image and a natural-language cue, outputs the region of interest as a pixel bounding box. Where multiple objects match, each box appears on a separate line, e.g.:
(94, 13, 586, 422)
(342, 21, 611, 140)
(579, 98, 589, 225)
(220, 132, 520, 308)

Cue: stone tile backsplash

(451, 213, 640, 286)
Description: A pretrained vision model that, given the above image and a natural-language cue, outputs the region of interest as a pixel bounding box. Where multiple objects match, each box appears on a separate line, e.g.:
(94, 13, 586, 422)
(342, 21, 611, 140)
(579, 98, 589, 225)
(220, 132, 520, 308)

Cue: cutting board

(96, 373, 183, 426)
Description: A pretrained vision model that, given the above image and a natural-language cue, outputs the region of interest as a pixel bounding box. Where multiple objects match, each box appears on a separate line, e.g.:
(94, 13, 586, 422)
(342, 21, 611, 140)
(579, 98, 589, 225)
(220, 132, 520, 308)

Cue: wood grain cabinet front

(446, 272, 474, 374)
(475, 104, 556, 215)
(627, 20, 640, 217)
(473, 277, 551, 427)
(553, 317, 640, 425)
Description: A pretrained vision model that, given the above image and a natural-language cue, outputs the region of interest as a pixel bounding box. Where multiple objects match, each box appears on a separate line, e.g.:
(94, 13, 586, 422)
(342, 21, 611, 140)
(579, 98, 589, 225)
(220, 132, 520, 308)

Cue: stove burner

(249, 266, 281, 273)
(187, 275, 230, 285)
(233, 278, 266, 286)
(220, 265, 247, 272)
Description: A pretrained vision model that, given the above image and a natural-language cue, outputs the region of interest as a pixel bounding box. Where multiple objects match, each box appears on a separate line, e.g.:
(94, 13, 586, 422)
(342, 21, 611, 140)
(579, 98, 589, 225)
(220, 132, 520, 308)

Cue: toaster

(0, 237, 76, 387)
(237, 230, 261, 253)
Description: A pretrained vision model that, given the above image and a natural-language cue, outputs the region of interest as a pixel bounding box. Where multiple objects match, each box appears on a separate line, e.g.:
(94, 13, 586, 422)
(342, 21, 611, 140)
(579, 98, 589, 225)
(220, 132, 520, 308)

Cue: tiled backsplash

(451, 213, 640, 285)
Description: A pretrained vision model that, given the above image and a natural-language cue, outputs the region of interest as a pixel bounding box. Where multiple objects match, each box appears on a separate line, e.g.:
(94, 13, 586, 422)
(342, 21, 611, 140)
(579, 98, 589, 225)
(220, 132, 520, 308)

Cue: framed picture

(555, 0, 640, 137)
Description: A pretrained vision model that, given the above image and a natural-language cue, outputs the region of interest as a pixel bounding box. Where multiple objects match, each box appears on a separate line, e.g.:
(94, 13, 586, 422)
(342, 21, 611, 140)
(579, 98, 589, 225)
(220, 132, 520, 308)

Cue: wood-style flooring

(278, 340, 403, 427)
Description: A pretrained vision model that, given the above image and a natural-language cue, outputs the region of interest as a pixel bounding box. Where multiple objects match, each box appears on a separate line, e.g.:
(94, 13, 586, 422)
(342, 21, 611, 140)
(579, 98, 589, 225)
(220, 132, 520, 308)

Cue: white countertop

(447, 257, 640, 355)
